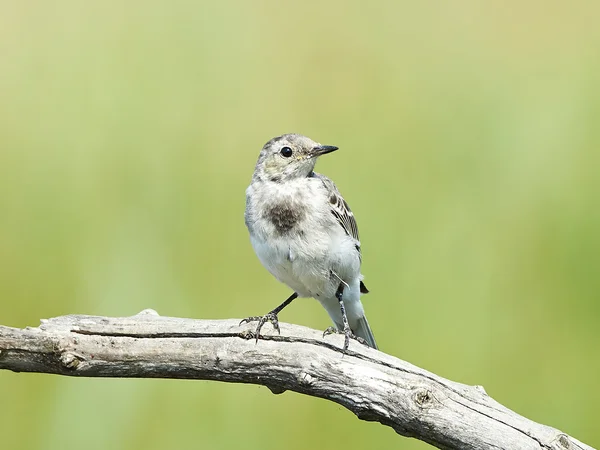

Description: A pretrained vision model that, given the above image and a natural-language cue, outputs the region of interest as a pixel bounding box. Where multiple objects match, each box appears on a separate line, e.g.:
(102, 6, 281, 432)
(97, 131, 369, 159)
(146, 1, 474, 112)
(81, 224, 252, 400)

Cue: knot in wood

(298, 372, 314, 386)
(240, 329, 254, 340)
(60, 352, 84, 370)
(413, 387, 434, 409)
(552, 434, 572, 450)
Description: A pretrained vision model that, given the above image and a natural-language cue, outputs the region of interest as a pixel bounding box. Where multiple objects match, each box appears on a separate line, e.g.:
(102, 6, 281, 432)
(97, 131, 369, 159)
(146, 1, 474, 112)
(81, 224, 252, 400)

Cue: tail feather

(353, 315, 378, 349)
(319, 282, 378, 350)
(359, 281, 369, 294)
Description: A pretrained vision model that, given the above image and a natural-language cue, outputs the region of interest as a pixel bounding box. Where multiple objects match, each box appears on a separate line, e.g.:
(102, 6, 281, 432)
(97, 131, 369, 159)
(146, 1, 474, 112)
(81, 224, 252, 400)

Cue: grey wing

(329, 187, 360, 244)
(314, 173, 361, 248)
(315, 174, 370, 294)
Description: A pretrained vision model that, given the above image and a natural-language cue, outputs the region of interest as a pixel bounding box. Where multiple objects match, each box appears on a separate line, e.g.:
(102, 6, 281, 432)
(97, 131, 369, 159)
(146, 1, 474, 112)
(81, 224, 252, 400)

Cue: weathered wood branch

(0, 310, 593, 450)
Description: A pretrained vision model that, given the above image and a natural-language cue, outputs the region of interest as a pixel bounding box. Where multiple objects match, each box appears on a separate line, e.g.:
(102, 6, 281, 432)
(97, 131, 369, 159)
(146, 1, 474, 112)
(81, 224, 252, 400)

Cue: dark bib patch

(266, 202, 304, 234)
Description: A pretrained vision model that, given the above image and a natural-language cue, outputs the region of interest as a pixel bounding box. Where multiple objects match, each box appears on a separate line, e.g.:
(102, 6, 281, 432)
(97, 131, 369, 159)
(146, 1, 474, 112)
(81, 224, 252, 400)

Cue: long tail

(320, 280, 378, 350)
(353, 314, 378, 349)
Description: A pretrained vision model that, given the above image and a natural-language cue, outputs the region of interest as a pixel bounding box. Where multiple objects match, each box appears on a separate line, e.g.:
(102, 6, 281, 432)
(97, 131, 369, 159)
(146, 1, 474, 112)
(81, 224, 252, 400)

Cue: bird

(241, 133, 377, 350)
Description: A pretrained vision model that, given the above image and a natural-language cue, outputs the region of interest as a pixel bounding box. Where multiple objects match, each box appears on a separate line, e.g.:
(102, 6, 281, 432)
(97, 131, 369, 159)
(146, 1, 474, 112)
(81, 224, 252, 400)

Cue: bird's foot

(239, 312, 280, 343)
(323, 326, 367, 351)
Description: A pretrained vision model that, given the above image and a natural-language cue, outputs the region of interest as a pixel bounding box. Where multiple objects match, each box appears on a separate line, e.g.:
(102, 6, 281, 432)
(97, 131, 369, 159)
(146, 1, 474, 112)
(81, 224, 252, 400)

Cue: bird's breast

(252, 181, 323, 237)
(264, 201, 306, 235)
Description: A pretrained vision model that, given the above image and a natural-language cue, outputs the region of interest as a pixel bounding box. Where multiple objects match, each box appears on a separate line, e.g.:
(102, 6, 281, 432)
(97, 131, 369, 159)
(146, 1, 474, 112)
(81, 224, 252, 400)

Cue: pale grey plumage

(243, 133, 377, 349)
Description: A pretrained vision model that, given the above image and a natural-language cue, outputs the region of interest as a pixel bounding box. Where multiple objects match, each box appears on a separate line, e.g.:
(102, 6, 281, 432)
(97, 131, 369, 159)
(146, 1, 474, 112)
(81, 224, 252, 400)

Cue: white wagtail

(241, 133, 377, 350)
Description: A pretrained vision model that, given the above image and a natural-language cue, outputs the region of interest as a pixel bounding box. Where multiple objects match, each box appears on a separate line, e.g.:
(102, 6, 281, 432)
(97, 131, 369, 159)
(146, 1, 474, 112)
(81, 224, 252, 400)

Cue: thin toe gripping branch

(239, 291, 298, 342)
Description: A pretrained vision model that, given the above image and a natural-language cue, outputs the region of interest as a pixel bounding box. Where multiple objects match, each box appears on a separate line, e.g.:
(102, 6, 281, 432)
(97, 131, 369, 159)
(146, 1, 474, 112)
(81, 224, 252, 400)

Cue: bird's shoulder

(308, 172, 343, 202)
(309, 171, 336, 189)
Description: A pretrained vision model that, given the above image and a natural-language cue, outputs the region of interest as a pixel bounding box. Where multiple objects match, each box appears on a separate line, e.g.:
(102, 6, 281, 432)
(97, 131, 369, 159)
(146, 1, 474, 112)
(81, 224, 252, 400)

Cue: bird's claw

(322, 326, 337, 338)
(323, 326, 367, 351)
(239, 312, 280, 343)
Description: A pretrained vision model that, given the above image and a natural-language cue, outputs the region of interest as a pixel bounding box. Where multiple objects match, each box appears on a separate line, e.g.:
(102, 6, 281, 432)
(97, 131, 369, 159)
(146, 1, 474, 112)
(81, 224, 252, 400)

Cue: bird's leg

(323, 282, 366, 351)
(335, 282, 352, 351)
(240, 292, 298, 343)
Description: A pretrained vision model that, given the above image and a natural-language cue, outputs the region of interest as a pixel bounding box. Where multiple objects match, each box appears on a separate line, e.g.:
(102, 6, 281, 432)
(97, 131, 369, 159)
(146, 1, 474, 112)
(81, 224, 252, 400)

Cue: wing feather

(329, 192, 360, 243)
(313, 173, 361, 249)
(313, 172, 370, 293)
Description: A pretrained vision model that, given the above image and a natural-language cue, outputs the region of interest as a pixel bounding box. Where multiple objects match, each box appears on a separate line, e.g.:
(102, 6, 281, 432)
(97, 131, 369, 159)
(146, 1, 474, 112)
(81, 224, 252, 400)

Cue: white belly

(250, 229, 360, 300)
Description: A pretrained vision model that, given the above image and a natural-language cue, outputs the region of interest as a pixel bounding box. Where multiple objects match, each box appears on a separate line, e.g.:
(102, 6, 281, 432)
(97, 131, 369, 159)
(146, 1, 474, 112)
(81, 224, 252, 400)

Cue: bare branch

(0, 310, 593, 450)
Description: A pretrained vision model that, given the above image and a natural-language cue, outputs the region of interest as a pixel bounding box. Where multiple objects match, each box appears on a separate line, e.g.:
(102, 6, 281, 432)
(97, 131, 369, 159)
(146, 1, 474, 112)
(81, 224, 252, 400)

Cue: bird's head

(253, 133, 338, 182)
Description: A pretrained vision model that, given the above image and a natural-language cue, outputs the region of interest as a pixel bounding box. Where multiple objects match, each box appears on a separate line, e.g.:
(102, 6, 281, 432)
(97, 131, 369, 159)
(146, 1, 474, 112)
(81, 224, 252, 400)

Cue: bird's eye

(280, 146, 293, 158)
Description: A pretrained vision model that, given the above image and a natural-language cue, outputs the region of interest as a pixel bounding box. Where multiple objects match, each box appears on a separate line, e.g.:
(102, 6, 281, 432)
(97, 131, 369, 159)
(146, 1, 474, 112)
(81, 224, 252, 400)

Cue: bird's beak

(310, 145, 339, 157)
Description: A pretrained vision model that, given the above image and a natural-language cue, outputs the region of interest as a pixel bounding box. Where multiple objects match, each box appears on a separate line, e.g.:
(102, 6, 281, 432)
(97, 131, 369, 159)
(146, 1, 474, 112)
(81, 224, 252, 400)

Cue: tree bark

(0, 310, 593, 450)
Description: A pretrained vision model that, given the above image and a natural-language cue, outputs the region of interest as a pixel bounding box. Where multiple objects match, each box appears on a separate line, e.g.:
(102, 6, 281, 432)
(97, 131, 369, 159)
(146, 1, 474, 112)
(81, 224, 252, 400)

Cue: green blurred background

(1, 1, 599, 448)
